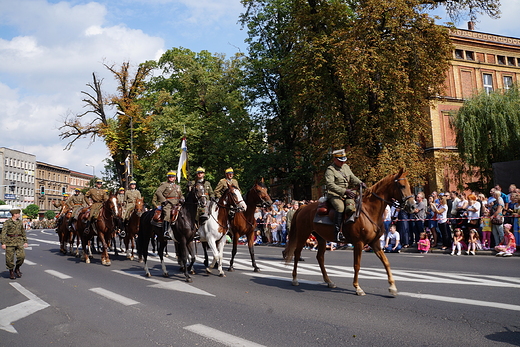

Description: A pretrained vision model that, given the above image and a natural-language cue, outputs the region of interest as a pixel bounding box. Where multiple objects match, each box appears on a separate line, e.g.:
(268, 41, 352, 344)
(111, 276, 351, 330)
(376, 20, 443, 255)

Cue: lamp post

(85, 164, 95, 183)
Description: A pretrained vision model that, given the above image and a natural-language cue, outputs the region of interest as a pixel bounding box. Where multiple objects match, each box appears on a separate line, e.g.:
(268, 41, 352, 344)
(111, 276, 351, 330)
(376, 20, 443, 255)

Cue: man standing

(1, 209, 28, 279)
(67, 188, 86, 231)
(325, 149, 365, 242)
(191, 167, 214, 225)
(155, 171, 183, 240)
(214, 167, 240, 199)
(84, 179, 108, 232)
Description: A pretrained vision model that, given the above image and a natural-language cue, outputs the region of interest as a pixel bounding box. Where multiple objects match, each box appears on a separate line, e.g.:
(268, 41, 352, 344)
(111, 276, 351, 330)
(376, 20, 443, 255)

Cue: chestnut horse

(76, 194, 121, 265)
(284, 168, 414, 296)
(228, 179, 273, 272)
(200, 184, 246, 276)
(56, 206, 72, 254)
(122, 197, 144, 260)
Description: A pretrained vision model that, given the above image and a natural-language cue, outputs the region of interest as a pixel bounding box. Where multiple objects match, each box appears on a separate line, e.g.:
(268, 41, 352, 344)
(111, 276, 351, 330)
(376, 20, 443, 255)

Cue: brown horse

(228, 179, 273, 272)
(122, 197, 144, 260)
(56, 206, 72, 254)
(76, 194, 121, 265)
(284, 168, 414, 296)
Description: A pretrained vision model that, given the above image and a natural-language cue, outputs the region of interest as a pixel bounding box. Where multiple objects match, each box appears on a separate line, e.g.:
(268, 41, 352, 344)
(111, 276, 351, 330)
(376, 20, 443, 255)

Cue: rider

(214, 167, 240, 199)
(155, 171, 183, 240)
(67, 188, 86, 231)
(191, 167, 214, 226)
(124, 180, 141, 222)
(53, 194, 69, 232)
(84, 179, 108, 233)
(325, 149, 365, 242)
(117, 187, 125, 205)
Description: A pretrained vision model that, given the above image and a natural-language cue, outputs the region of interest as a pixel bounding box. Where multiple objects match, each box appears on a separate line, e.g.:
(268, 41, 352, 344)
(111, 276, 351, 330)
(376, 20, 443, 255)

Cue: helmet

(167, 170, 177, 177)
(196, 167, 205, 173)
(225, 167, 234, 174)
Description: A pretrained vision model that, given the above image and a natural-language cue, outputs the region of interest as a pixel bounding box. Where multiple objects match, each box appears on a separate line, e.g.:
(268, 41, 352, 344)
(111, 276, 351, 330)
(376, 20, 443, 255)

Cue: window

(483, 74, 493, 94)
(455, 49, 464, 59)
(497, 56, 506, 65)
(507, 57, 516, 66)
(503, 76, 513, 90)
(466, 51, 475, 61)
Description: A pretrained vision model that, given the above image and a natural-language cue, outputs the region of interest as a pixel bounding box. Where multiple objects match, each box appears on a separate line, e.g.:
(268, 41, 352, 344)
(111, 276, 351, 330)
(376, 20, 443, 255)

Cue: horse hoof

(356, 289, 366, 296)
(389, 288, 398, 296)
(227, 267, 234, 272)
(219, 273, 226, 277)
(186, 277, 193, 283)
(327, 282, 337, 289)
(292, 280, 299, 286)
(130, 256, 134, 261)
(163, 272, 170, 278)
(206, 269, 212, 274)
(253, 268, 260, 273)
(104, 261, 111, 266)
(145, 273, 151, 278)
(190, 270, 196, 275)
(86, 258, 90, 264)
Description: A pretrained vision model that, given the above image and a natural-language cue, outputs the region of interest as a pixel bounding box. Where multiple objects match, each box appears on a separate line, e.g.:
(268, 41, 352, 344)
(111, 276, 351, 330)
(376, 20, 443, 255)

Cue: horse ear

(394, 167, 406, 180)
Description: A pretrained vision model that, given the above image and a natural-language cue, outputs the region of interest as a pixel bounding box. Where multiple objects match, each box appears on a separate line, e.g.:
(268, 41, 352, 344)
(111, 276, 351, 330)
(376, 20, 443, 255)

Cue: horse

(122, 197, 144, 260)
(199, 184, 247, 276)
(56, 206, 72, 254)
(228, 179, 273, 272)
(76, 194, 121, 265)
(284, 168, 414, 296)
(137, 183, 205, 282)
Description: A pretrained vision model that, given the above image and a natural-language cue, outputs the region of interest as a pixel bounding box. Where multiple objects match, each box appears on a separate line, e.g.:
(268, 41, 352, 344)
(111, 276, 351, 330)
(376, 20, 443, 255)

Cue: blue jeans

(384, 244, 402, 253)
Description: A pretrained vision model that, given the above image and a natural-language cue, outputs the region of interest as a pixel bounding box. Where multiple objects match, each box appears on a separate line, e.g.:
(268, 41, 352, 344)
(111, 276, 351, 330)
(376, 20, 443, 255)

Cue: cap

(129, 180, 136, 185)
(75, 188, 81, 192)
(96, 179, 103, 184)
(167, 170, 177, 177)
(225, 168, 234, 174)
(119, 187, 125, 191)
(63, 194, 69, 197)
(332, 149, 347, 162)
(196, 167, 205, 173)
(10, 209, 21, 215)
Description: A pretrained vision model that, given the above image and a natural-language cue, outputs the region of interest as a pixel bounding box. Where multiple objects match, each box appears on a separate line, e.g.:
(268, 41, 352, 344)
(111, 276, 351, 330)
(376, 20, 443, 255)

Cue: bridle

(371, 177, 413, 208)
(252, 184, 272, 208)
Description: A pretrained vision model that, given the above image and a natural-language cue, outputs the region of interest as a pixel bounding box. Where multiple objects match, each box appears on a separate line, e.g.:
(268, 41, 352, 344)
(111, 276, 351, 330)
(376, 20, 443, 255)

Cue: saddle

(151, 206, 181, 225)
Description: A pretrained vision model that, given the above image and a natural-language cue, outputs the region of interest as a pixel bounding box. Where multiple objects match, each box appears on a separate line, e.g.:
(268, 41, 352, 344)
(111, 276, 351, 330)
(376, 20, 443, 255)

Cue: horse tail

(284, 207, 303, 264)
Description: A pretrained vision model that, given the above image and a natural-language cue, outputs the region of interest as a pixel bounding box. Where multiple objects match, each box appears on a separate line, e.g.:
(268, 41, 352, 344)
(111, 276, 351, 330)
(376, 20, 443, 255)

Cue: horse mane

(365, 169, 404, 197)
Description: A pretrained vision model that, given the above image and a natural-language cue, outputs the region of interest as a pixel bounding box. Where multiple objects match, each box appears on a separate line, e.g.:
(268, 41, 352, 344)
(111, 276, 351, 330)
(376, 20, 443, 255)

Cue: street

(0, 228, 519, 346)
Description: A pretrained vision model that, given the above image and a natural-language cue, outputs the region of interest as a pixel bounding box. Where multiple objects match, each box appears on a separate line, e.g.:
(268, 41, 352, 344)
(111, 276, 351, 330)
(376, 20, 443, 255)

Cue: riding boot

(345, 210, 356, 224)
(163, 221, 172, 240)
(14, 265, 22, 278)
(9, 269, 15, 280)
(334, 212, 346, 242)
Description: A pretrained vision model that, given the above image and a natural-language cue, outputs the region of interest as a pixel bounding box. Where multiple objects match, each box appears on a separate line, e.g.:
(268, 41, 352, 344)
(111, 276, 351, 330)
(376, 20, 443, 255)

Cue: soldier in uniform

(155, 171, 183, 240)
(214, 167, 241, 199)
(325, 149, 365, 242)
(117, 187, 125, 205)
(53, 194, 69, 232)
(191, 167, 214, 225)
(84, 179, 108, 232)
(124, 180, 141, 221)
(67, 188, 86, 231)
(1, 209, 28, 279)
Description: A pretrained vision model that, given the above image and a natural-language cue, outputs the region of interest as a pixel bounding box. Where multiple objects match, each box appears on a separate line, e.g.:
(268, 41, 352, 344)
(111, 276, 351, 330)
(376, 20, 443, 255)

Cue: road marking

(45, 269, 72, 279)
(184, 324, 266, 347)
(243, 272, 324, 285)
(400, 292, 520, 312)
(0, 283, 50, 333)
(89, 287, 139, 306)
(27, 237, 60, 245)
(24, 260, 37, 265)
(113, 270, 215, 297)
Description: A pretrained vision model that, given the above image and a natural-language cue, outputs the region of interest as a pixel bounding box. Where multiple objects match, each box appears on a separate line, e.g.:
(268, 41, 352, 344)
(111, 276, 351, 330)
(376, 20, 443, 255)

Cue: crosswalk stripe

(44, 270, 72, 279)
(89, 287, 139, 306)
(184, 323, 266, 347)
(400, 292, 520, 312)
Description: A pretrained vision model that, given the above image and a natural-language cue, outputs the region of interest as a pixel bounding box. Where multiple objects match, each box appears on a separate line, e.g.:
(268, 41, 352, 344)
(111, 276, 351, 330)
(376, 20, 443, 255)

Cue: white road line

(400, 292, 520, 312)
(242, 272, 324, 285)
(44, 269, 72, 279)
(89, 287, 139, 306)
(27, 237, 60, 245)
(184, 324, 266, 347)
(24, 260, 37, 265)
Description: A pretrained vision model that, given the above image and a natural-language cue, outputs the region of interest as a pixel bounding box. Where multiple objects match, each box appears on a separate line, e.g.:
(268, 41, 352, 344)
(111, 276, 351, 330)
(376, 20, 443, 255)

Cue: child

(384, 224, 401, 253)
(495, 223, 517, 257)
(417, 232, 430, 254)
(451, 228, 463, 256)
(467, 229, 479, 255)
(481, 210, 492, 250)
(254, 230, 263, 245)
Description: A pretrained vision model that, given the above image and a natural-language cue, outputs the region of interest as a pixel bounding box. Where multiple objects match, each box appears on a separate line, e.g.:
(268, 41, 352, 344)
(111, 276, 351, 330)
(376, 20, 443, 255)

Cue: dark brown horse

(228, 179, 273, 272)
(76, 194, 121, 265)
(122, 197, 144, 260)
(56, 206, 72, 254)
(284, 168, 414, 296)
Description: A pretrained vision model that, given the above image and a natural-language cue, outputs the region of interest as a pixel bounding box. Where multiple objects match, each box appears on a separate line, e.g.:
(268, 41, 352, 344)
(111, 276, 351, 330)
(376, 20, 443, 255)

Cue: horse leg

(187, 241, 196, 277)
(247, 233, 260, 272)
(352, 241, 365, 296)
(202, 241, 211, 273)
(291, 239, 306, 286)
(370, 240, 397, 296)
(158, 239, 169, 277)
(227, 234, 238, 272)
(315, 235, 336, 288)
(216, 237, 226, 277)
(129, 235, 135, 261)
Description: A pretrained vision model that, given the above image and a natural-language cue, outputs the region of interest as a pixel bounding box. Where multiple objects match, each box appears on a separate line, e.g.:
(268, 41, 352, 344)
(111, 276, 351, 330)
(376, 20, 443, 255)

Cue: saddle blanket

(313, 214, 333, 225)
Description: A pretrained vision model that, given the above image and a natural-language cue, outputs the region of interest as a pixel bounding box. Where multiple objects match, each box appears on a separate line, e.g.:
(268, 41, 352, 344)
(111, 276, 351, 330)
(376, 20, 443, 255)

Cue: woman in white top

(466, 193, 481, 228)
(431, 195, 450, 250)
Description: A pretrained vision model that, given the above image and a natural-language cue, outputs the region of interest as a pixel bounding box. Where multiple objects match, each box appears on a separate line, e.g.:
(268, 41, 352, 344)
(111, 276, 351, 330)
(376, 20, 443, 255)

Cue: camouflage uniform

(124, 187, 142, 220)
(85, 186, 108, 219)
(1, 216, 27, 272)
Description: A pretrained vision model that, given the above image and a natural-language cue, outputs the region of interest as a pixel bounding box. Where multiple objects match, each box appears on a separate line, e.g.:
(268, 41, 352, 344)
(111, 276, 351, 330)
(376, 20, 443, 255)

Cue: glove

(344, 189, 356, 199)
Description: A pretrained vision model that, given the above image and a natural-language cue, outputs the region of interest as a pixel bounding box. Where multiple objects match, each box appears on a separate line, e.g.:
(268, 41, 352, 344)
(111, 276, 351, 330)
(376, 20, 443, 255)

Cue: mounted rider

(124, 180, 141, 221)
(325, 149, 365, 242)
(190, 167, 214, 226)
(155, 171, 183, 240)
(214, 167, 241, 219)
(117, 187, 125, 205)
(67, 188, 86, 231)
(84, 179, 108, 233)
(53, 194, 69, 232)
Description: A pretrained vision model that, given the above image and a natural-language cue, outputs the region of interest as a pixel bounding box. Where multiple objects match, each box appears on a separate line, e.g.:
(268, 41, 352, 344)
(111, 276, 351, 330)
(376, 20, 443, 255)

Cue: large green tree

(450, 87, 520, 188)
(23, 204, 39, 219)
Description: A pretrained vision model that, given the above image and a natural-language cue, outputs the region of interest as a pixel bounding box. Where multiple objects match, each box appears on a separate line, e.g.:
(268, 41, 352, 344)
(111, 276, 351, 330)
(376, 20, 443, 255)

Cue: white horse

(199, 184, 247, 277)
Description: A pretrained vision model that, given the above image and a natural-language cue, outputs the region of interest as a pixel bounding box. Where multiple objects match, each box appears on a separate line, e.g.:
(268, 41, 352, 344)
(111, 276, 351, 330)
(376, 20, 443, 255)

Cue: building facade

(0, 147, 37, 209)
(69, 170, 93, 192)
(36, 161, 70, 214)
(425, 26, 520, 193)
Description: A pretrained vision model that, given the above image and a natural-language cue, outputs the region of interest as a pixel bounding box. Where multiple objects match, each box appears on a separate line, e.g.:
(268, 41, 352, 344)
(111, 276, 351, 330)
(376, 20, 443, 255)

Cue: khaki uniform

(117, 193, 125, 206)
(214, 178, 240, 198)
(155, 182, 182, 222)
(191, 179, 214, 222)
(325, 163, 362, 213)
(1, 218, 27, 270)
(85, 187, 108, 219)
(124, 188, 142, 220)
(67, 193, 86, 219)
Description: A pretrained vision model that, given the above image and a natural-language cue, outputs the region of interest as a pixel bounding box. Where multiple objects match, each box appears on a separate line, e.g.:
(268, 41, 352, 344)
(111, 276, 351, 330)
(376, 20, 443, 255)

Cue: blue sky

(0, 0, 518, 176)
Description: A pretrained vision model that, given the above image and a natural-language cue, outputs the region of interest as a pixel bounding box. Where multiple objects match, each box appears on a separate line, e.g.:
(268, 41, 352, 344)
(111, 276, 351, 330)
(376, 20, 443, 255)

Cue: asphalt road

(1, 229, 519, 346)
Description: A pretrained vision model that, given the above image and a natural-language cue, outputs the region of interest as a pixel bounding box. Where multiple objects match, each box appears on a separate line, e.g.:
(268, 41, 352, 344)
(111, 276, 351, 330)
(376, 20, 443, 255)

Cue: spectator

(489, 190, 505, 247)
(451, 228, 464, 256)
(480, 210, 492, 250)
(466, 193, 481, 232)
(417, 232, 430, 254)
(495, 223, 516, 257)
(511, 194, 520, 246)
(431, 195, 450, 250)
(384, 224, 401, 253)
(466, 228, 480, 255)
(410, 192, 426, 245)
(305, 234, 317, 250)
(254, 230, 263, 245)
(426, 195, 439, 246)
(383, 204, 392, 237)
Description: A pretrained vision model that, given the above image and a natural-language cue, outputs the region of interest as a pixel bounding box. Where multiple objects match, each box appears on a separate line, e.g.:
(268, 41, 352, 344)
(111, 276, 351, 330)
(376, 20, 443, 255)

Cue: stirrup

(336, 231, 346, 242)
(163, 232, 172, 240)
(119, 231, 126, 238)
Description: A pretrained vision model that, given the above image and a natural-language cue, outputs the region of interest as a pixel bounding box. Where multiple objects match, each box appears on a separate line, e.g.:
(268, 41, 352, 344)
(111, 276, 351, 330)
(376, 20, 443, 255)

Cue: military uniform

(1, 211, 27, 279)
(214, 178, 240, 198)
(67, 191, 86, 219)
(325, 162, 362, 214)
(155, 181, 183, 222)
(85, 186, 108, 219)
(124, 187, 141, 220)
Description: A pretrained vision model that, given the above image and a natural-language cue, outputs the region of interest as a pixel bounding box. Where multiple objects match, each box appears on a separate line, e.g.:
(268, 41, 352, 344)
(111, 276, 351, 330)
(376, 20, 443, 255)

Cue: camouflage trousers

(5, 245, 25, 270)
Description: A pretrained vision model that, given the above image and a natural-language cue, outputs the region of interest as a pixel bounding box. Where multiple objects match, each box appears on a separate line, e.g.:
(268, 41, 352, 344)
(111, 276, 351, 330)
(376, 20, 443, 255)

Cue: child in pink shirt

(417, 232, 430, 254)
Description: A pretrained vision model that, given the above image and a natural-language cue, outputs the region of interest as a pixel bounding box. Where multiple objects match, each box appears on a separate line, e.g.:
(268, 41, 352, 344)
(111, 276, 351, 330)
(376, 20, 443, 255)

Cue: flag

(177, 137, 188, 183)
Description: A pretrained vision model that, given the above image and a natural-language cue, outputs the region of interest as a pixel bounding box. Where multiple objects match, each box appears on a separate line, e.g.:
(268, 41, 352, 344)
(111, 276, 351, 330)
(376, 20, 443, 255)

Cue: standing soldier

(1, 209, 28, 279)
(155, 171, 183, 240)
(84, 179, 108, 233)
(124, 180, 141, 222)
(214, 167, 240, 199)
(325, 149, 365, 242)
(191, 167, 214, 225)
(67, 188, 86, 231)
(53, 194, 69, 232)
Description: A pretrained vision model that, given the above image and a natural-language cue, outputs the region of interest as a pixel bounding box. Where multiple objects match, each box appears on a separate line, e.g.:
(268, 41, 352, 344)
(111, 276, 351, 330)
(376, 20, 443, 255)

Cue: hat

(63, 194, 69, 197)
(225, 168, 234, 174)
(129, 180, 136, 185)
(96, 179, 103, 184)
(167, 170, 177, 177)
(196, 167, 205, 173)
(75, 188, 81, 192)
(504, 223, 512, 230)
(119, 187, 125, 191)
(332, 149, 347, 162)
(10, 209, 21, 215)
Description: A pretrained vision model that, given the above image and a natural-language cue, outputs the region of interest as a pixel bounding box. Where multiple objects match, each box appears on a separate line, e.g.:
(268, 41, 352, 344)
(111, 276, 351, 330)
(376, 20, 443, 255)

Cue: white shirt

(467, 201, 481, 220)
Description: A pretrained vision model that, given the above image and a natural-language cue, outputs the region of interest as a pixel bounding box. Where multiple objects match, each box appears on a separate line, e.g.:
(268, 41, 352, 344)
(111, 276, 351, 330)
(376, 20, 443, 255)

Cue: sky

(0, 0, 519, 177)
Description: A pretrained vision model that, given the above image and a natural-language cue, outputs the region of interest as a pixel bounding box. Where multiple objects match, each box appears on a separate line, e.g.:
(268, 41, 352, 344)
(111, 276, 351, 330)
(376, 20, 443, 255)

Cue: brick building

(36, 161, 70, 216)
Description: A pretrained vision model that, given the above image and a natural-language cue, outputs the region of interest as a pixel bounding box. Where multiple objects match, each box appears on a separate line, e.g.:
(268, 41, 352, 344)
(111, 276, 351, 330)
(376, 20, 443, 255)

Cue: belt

(166, 197, 180, 200)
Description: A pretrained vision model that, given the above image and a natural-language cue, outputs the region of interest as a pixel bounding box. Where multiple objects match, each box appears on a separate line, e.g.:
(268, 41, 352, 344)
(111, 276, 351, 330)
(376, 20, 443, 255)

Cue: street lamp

(85, 163, 95, 181)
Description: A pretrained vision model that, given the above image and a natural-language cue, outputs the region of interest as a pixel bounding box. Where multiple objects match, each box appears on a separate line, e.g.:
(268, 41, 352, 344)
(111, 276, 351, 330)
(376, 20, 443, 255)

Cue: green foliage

(44, 210, 56, 220)
(23, 204, 40, 219)
(0, 200, 6, 205)
(450, 86, 520, 186)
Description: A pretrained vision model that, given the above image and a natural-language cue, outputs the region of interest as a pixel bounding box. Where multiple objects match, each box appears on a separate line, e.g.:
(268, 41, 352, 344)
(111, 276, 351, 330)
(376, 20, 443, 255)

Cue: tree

(450, 87, 520, 188)
(0, 200, 6, 205)
(23, 204, 39, 219)
(44, 210, 56, 220)
(423, 0, 500, 21)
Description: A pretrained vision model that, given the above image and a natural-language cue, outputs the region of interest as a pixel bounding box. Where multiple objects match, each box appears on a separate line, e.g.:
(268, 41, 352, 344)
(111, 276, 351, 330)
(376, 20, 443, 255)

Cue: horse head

(193, 182, 207, 208)
(134, 198, 145, 217)
(251, 178, 273, 208)
(367, 168, 414, 209)
(226, 183, 247, 211)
